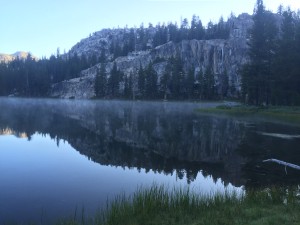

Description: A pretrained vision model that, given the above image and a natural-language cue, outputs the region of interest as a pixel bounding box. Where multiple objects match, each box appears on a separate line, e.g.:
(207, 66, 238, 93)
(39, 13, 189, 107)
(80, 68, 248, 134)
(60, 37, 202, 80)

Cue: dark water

(0, 98, 300, 224)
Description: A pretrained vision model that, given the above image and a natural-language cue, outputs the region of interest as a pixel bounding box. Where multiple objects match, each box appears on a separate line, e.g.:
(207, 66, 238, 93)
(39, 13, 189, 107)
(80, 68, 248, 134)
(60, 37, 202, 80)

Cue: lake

(0, 98, 300, 224)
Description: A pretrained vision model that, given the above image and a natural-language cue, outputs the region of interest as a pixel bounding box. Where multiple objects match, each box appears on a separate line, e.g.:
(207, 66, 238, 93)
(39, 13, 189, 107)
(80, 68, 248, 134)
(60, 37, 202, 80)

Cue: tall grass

(19, 185, 299, 225)
(95, 185, 237, 225)
(62, 185, 299, 225)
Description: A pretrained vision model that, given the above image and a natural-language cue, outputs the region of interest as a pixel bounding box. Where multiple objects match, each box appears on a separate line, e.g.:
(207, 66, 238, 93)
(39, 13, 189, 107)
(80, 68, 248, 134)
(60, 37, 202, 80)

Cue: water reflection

(0, 98, 247, 185)
(0, 98, 300, 187)
(0, 133, 237, 224)
(0, 127, 28, 138)
(1, 98, 300, 223)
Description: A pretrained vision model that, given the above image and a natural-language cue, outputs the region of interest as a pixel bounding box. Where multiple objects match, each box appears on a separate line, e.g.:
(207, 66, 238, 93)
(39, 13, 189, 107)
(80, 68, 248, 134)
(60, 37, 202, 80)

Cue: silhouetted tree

(95, 64, 107, 98)
(138, 65, 145, 98)
(145, 63, 158, 99)
(108, 63, 122, 97)
(242, 0, 278, 105)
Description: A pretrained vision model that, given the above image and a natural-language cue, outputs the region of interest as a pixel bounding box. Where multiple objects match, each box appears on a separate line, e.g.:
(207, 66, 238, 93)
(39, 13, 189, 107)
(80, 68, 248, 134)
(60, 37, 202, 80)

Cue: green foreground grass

(198, 104, 300, 124)
(57, 186, 300, 225)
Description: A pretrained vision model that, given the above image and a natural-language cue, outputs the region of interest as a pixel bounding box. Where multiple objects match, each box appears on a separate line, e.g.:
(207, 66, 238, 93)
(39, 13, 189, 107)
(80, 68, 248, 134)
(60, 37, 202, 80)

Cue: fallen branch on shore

(263, 159, 300, 174)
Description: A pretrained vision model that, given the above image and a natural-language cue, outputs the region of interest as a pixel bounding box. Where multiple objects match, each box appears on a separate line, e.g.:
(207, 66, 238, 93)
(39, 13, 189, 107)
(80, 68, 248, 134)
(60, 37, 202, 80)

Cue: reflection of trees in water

(236, 122, 300, 188)
(0, 99, 247, 185)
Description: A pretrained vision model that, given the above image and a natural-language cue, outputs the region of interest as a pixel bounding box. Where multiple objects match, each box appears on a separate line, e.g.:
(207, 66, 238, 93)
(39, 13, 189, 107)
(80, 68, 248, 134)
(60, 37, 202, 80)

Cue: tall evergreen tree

(128, 28, 136, 52)
(272, 8, 300, 104)
(168, 23, 180, 43)
(169, 56, 184, 98)
(138, 65, 145, 98)
(242, 0, 278, 105)
(189, 15, 205, 40)
(99, 49, 106, 63)
(95, 64, 107, 98)
(108, 63, 121, 97)
(145, 63, 158, 99)
(179, 18, 189, 40)
(137, 24, 147, 50)
(203, 68, 215, 99)
(124, 73, 133, 99)
(220, 70, 229, 98)
(185, 69, 195, 99)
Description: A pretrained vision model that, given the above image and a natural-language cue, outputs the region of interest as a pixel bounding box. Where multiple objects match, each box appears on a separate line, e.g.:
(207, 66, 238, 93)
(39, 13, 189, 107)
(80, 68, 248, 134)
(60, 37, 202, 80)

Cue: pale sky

(0, 0, 299, 58)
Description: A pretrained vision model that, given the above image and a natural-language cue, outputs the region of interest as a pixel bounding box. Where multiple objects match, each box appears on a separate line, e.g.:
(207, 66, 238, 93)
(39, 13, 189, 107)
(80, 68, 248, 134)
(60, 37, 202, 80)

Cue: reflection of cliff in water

(0, 98, 249, 186)
(62, 103, 247, 186)
(2, 98, 300, 187)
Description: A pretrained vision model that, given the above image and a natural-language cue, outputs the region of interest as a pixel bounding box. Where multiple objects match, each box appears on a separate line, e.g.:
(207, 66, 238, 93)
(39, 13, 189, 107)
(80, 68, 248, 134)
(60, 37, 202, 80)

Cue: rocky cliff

(0, 51, 37, 63)
(51, 13, 254, 99)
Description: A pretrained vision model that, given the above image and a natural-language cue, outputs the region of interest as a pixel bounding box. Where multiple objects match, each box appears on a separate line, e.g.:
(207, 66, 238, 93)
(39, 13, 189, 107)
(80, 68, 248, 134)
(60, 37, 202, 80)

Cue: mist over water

(0, 98, 300, 224)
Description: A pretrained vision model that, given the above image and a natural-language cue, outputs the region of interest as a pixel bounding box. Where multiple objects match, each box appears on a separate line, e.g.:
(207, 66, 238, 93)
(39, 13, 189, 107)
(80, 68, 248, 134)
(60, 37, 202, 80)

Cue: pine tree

(95, 64, 107, 98)
(272, 8, 299, 104)
(241, 0, 277, 105)
(145, 63, 158, 99)
(169, 56, 184, 98)
(99, 49, 106, 63)
(90, 53, 97, 66)
(113, 43, 122, 59)
(203, 68, 215, 99)
(137, 24, 147, 50)
(206, 21, 217, 39)
(168, 23, 180, 43)
(124, 73, 133, 99)
(185, 69, 195, 99)
(217, 16, 230, 39)
(138, 65, 145, 98)
(128, 28, 135, 52)
(189, 15, 205, 40)
(153, 24, 162, 47)
(179, 18, 189, 41)
(221, 70, 229, 98)
(108, 63, 120, 97)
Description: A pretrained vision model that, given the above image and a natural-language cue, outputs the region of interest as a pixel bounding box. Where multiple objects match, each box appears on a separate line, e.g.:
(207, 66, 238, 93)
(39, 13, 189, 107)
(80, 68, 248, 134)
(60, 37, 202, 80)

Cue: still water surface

(0, 98, 300, 224)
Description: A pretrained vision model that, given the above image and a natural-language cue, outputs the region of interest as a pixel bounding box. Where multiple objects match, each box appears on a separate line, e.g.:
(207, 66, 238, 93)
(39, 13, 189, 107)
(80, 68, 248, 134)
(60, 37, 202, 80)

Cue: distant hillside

(52, 13, 254, 99)
(0, 51, 37, 62)
(2, 1, 299, 105)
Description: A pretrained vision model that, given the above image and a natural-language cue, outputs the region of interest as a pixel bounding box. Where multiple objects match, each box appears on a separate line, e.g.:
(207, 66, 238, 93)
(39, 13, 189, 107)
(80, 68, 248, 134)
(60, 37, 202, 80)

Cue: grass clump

(96, 186, 242, 225)
(16, 186, 300, 225)
(60, 185, 300, 225)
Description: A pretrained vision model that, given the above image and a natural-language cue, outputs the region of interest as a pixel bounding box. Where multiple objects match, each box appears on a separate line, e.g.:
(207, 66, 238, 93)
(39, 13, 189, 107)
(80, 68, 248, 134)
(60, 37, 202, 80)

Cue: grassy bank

(198, 104, 300, 124)
(57, 186, 300, 225)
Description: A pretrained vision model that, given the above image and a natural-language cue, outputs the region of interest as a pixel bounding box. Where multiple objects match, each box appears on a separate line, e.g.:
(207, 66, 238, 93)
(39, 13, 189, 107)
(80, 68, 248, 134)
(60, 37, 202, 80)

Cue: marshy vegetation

(56, 185, 300, 225)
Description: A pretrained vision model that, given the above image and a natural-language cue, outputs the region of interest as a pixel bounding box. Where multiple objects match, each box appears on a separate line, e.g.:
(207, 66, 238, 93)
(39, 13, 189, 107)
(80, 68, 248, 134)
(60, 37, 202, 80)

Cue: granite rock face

(51, 76, 95, 99)
(51, 14, 254, 99)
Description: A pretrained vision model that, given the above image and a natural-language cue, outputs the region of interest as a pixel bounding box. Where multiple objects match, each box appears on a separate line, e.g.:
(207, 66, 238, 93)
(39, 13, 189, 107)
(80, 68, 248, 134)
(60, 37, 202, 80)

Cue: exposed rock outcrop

(51, 14, 254, 99)
(51, 75, 95, 99)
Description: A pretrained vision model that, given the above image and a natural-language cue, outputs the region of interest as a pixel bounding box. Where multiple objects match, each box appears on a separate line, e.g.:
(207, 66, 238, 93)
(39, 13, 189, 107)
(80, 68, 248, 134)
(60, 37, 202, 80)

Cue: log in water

(263, 159, 300, 170)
